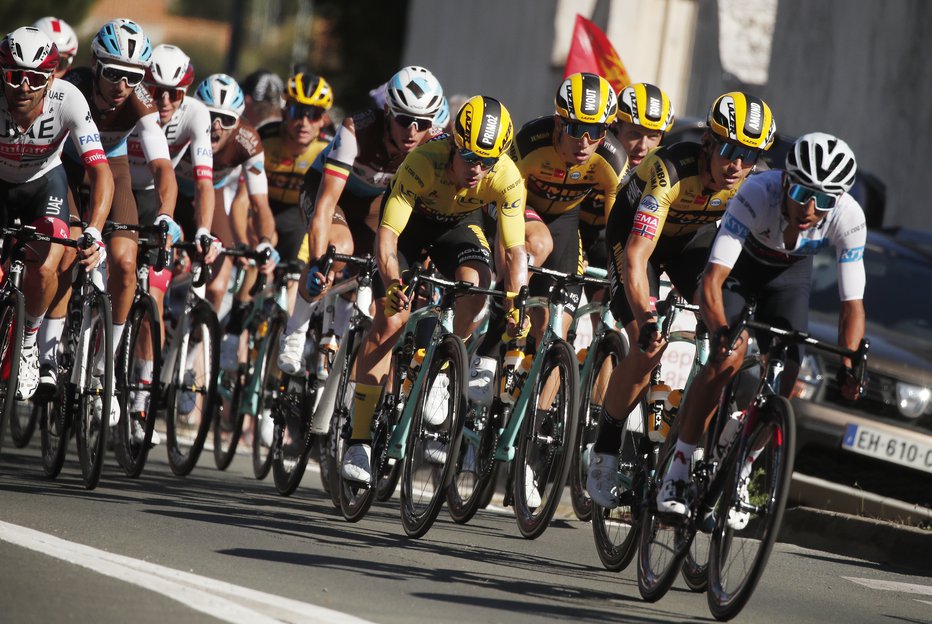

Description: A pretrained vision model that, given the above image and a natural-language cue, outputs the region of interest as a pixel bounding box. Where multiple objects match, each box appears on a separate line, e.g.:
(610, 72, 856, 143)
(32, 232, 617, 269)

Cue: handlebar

(104, 220, 171, 270)
(529, 263, 609, 288)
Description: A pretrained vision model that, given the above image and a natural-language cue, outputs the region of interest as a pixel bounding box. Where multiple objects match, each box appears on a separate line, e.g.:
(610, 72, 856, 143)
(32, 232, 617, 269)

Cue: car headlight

(895, 382, 931, 419)
(794, 353, 823, 400)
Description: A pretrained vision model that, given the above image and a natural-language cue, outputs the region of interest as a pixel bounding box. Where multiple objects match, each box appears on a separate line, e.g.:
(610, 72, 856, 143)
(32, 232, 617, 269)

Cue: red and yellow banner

(564, 14, 632, 94)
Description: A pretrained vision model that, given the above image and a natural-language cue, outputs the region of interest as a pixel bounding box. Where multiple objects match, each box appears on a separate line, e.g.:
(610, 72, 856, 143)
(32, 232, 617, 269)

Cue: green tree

(0, 1, 96, 30)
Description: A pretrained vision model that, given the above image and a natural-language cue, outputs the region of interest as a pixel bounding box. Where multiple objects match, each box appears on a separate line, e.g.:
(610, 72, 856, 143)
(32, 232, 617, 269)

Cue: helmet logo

(583, 88, 598, 115)
(647, 96, 661, 120)
(746, 102, 762, 133)
(480, 113, 499, 148)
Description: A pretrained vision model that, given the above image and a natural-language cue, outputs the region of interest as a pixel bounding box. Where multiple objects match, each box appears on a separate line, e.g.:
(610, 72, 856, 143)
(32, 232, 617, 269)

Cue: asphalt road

(1, 442, 930, 624)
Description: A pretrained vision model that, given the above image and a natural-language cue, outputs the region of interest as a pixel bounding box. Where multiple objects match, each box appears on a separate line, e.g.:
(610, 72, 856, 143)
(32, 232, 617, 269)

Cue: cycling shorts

(66, 154, 138, 242)
(527, 206, 584, 315)
(0, 164, 71, 226)
(300, 168, 382, 262)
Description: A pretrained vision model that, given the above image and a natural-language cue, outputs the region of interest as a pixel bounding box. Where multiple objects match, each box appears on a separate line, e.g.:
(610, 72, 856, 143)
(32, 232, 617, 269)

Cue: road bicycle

(637, 299, 869, 621)
(446, 264, 581, 539)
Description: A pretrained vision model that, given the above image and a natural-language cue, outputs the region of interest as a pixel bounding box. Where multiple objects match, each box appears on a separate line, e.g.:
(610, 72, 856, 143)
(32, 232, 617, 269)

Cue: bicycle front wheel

(446, 399, 501, 525)
(512, 338, 579, 540)
(400, 333, 468, 538)
(572, 329, 626, 521)
(75, 290, 113, 490)
(252, 312, 286, 480)
(0, 289, 24, 455)
(707, 396, 795, 621)
(213, 366, 246, 471)
(165, 301, 219, 476)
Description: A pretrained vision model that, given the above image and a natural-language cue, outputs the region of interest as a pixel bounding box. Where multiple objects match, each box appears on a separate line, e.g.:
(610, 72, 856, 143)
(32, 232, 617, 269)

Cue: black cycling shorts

(0, 164, 71, 227)
(528, 207, 584, 315)
(301, 168, 381, 261)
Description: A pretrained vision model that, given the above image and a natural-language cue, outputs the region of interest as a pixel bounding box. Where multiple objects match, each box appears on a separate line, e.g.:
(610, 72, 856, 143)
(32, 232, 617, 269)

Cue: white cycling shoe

(341, 443, 372, 483)
(655, 478, 690, 517)
(422, 374, 450, 426)
(586, 451, 620, 509)
(277, 329, 306, 376)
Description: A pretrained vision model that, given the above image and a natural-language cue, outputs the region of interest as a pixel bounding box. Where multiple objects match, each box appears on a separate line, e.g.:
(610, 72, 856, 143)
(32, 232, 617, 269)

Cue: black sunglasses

(287, 103, 325, 121)
(457, 147, 498, 169)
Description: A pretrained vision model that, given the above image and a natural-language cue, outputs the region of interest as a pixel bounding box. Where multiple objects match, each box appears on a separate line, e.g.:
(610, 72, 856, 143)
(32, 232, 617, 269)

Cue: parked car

(791, 228, 932, 508)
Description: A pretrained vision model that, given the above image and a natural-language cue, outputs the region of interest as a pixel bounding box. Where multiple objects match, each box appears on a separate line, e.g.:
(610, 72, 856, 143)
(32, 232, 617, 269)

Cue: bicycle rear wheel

(571, 330, 625, 522)
(9, 402, 37, 448)
(0, 290, 24, 454)
(707, 396, 795, 621)
(512, 338, 579, 540)
(326, 327, 361, 509)
(213, 366, 246, 471)
(400, 333, 467, 538)
(446, 400, 501, 524)
(252, 312, 286, 480)
(165, 301, 219, 476)
(74, 290, 113, 490)
(116, 295, 161, 478)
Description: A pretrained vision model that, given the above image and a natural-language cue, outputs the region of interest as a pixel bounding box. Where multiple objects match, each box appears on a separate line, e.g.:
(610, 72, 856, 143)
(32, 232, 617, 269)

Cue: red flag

(564, 14, 632, 94)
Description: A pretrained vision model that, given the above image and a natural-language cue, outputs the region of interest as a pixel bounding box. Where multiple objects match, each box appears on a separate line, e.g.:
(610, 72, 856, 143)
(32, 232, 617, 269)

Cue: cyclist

(0, 26, 113, 400)
(586, 91, 777, 508)
(277, 65, 446, 375)
(31, 16, 78, 79)
(655, 132, 866, 523)
(341, 95, 529, 483)
(57, 20, 180, 427)
(240, 68, 285, 136)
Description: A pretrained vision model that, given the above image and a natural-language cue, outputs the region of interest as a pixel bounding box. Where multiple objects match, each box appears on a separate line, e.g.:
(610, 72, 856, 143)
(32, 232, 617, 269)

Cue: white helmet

(32, 16, 78, 57)
(91, 18, 152, 67)
(786, 132, 858, 196)
(194, 73, 245, 117)
(385, 65, 444, 118)
(0, 26, 59, 73)
(147, 44, 195, 88)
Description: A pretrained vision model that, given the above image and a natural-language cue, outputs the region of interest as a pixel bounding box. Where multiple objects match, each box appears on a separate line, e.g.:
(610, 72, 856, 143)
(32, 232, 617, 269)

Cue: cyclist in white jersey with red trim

(655, 133, 867, 521)
(32, 16, 78, 79)
(0, 27, 114, 399)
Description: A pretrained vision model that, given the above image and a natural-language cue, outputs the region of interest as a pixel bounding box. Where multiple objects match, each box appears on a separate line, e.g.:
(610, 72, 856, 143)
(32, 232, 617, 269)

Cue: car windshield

(810, 236, 932, 342)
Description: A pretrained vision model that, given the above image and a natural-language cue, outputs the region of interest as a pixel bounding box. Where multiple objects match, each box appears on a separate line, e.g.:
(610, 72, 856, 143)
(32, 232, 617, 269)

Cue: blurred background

(3, 0, 929, 231)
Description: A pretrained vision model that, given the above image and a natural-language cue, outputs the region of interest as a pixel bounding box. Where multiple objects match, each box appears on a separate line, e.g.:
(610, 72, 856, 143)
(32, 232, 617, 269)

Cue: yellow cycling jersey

(579, 158, 634, 227)
(614, 141, 740, 242)
(511, 116, 626, 218)
(380, 137, 527, 249)
(264, 132, 329, 209)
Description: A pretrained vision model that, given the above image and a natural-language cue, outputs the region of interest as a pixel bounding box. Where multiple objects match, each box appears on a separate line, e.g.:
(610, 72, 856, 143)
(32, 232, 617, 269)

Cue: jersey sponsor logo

(82, 149, 107, 166)
(722, 213, 749, 238)
(48, 90, 64, 101)
(844, 222, 866, 236)
(839, 246, 865, 263)
(570, 171, 581, 180)
(45, 195, 64, 216)
(651, 161, 667, 188)
(710, 198, 722, 207)
(796, 238, 827, 255)
(78, 132, 100, 146)
(632, 212, 658, 240)
(528, 177, 591, 203)
(194, 165, 212, 180)
(692, 194, 708, 205)
(638, 195, 659, 213)
(195, 147, 211, 157)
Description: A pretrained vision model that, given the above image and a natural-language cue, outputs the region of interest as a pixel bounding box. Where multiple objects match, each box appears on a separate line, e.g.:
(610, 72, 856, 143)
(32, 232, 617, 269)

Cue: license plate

(842, 423, 932, 474)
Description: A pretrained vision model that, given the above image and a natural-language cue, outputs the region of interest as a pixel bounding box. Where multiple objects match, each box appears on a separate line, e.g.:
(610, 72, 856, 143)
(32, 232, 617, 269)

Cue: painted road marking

(0, 520, 375, 624)
(843, 576, 932, 606)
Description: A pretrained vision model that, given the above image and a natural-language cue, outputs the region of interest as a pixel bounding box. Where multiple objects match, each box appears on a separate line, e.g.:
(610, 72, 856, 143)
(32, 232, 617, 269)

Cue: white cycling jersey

(176, 122, 267, 199)
(128, 96, 213, 191)
(0, 78, 107, 183)
(709, 169, 867, 301)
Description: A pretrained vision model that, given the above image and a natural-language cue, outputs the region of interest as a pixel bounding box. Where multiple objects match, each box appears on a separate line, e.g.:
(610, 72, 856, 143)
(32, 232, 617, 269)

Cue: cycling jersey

(512, 116, 626, 218)
(709, 169, 867, 301)
(380, 136, 526, 250)
(176, 121, 267, 198)
(0, 78, 106, 184)
(62, 67, 169, 162)
(127, 96, 213, 190)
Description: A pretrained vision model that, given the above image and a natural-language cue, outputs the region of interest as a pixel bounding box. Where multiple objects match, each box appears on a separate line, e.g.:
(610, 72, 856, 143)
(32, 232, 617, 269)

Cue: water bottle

(316, 332, 339, 380)
(499, 348, 525, 404)
(401, 348, 426, 396)
(647, 382, 672, 442)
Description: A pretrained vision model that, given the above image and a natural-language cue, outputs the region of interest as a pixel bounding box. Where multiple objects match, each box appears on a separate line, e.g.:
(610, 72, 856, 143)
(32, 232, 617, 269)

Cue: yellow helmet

(617, 82, 675, 132)
(453, 95, 514, 159)
(286, 72, 333, 110)
(707, 91, 776, 150)
(555, 72, 617, 125)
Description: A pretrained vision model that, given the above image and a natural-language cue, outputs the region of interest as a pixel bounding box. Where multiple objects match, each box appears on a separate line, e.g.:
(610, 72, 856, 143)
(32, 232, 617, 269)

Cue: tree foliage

(0, 1, 96, 31)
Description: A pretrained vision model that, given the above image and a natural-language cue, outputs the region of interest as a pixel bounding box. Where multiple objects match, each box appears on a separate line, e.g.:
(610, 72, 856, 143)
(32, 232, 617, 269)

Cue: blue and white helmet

(385, 65, 444, 119)
(194, 73, 246, 117)
(433, 96, 450, 128)
(91, 18, 152, 67)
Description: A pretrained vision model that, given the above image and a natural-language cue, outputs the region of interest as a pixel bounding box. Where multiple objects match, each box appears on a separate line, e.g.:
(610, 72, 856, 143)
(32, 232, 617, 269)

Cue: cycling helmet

(32, 16, 78, 57)
(194, 73, 245, 117)
(0, 26, 59, 73)
(707, 91, 776, 150)
(434, 96, 450, 127)
(386, 65, 444, 119)
(453, 95, 513, 159)
(241, 68, 284, 103)
(617, 82, 675, 132)
(91, 18, 152, 67)
(786, 132, 857, 196)
(146, 44, 194, 89)
(285, 72, 333, 109)
(555, 72, 618, 125)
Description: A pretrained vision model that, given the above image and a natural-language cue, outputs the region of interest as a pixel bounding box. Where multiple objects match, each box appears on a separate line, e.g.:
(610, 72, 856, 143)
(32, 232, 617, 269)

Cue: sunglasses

(147, 84, 186, 103)
(97, 61, 146, 87)
(287, 103, 325, 121)
(787, 183, 838, 210)
(393, 113, 433, 132)
(2, 68, 51, 91)
(714, 137, 761, 165)
(209, 110, 239, 129)
(561, 119, 607, 141)
(457, 147, 498, 169)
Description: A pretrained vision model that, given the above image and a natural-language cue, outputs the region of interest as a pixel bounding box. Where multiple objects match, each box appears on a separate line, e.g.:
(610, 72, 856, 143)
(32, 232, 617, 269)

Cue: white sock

(24, 313, 44, 349)
(666, 440, 696, 483)
(285, 295, 316, 336)
(112, 323, 125, 358)
(135, 359, 154, 384)
(332, 296, 353, 338)
(38, 317, 66, 365)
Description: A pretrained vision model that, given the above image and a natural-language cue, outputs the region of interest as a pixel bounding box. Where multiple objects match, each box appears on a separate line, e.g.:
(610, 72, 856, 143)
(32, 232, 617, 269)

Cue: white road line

(842, 576, 932, 597)
(0, 520, 375, 624)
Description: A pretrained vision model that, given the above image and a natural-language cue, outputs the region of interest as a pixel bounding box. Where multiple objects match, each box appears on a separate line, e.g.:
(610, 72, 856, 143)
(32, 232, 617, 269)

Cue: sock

(285, 295, 315, 336)
(592, 409, 626, 454)
(332, 296, 353, 339)
(24, 313, 44, 349)
(112, 323, 125, 359)
(349, 383, 383, 442)
(135, 359, 154, 384)
(666, 439, 696, 483)
(38, 317, 65, 365)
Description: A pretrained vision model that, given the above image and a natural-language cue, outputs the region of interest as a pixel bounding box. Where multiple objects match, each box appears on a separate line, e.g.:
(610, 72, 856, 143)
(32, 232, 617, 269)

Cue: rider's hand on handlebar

(195, 227, 221, 264)
(711, 326, 744, 363)
(256, 240, 279, 276)
(836, 365, 862, 401)
(384, 280, 409, 317)
(637, 316, 663, 354)
(502, 306, 530, 342)
(154, 214, 182, 246)
(78, 226, 106, 271)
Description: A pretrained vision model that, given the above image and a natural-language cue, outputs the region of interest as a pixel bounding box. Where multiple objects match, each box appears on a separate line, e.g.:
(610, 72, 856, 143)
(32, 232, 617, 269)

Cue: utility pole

(225, 0, 248, 76)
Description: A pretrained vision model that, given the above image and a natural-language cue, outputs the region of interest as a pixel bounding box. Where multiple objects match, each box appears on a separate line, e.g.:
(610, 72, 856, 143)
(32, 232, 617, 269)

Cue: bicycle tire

(400, 332, 468, 538)
(213, 366, 246, 470)
(512, 338, 579, 540)
(272, 318, 316, 495)
(326, 326, 362, 509)
(707, 395, 795, 621)
(682, 435, 713, 592)
(75, 290, 113, 490)
(9, 402, 38, 448)
(165, 300, 219, 476)
(0, 290, 24, 454)
(571, 329, 626, 522)
(116, 295, 162, 478)
(446, 399, 501, 524)
(252, 311, 286, 480)
(592, 403, 648, 572)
